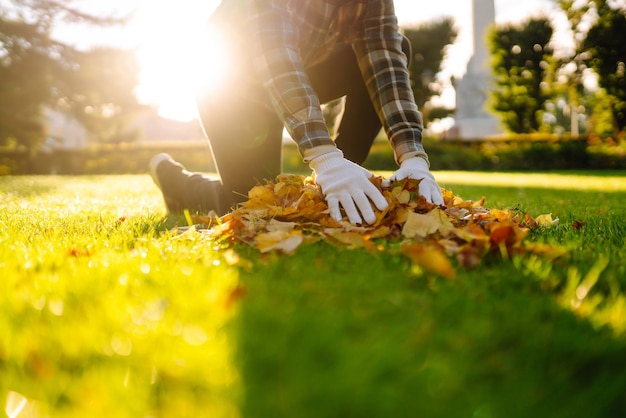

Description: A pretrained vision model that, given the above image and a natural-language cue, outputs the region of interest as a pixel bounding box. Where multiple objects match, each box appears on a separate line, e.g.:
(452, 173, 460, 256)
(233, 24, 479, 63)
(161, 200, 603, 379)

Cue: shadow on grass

(220, 179, 626, 417)
(232, 243, 626, 418)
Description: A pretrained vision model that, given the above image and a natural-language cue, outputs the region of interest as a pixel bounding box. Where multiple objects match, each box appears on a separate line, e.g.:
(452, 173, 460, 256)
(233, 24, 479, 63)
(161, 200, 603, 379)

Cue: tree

(402, 18, 457, 124)
(583, 4, 626, 133)
(555, 0, 626, 136)
(488, 16, 554, 133)
(0, 0, 139, 151)
(55, 47, 145, 144)
(0, 16, 67, 150)
(323, 18, 457, 134)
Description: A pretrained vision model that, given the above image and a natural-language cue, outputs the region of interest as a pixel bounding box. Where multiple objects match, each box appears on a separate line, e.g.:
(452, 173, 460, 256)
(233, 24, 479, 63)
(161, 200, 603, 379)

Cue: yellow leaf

(202, 174, 564, 266)
(246, 185, 275, 207)
(267, 219, 297, 232)
(402, 212, 435, 238)
(255, 230, 303, 254)
(325, 230, 374, 250)
(536, 213, 560, 227)
(401, 243, 456, 278)
(490, 209, 514, 222)
(369, 225, 391, 239)
(393, 189, 411, 204)
(524, 242, 568, 260)
(222, 249, 241, 266)
(471, 197, 486, 208)
(450, 224, 489, 243)
(402, 208, 453, 238)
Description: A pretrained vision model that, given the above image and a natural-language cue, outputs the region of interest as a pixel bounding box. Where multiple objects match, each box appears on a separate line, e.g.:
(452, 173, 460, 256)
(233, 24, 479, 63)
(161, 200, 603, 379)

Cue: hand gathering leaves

(196, 174, 564, 276)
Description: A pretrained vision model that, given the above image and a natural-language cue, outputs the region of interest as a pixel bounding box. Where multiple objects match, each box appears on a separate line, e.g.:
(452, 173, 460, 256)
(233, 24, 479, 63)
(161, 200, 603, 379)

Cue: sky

(53, 0, 562, 121)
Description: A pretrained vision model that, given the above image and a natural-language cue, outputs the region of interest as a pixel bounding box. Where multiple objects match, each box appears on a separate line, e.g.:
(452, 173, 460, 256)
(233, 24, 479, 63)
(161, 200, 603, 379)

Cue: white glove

(310, 150, 389, 225)
(390, 156, 444, 205)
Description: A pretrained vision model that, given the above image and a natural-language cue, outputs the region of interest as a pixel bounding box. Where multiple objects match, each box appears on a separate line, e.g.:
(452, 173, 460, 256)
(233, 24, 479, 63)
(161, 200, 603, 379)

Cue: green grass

(1, 172, 626, 418)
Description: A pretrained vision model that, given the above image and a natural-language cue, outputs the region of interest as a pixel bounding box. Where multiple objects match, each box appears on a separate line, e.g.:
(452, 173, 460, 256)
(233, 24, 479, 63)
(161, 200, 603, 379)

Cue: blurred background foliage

(0, 0, 625, 172)
(0, 0, 142, 153)
(1, 133, 625, 176)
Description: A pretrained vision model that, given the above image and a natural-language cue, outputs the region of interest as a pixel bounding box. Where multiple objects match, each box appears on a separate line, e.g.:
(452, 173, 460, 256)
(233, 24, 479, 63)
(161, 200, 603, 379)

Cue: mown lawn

(1, 172, 625, 418)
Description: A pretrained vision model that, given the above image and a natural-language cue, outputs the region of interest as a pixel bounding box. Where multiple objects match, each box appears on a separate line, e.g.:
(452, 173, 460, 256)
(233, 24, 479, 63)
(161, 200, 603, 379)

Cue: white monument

(452, 0, 502, 139)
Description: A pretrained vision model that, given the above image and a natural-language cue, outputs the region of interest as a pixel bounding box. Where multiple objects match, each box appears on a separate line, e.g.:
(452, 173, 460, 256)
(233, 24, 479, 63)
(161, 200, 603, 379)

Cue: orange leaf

(489, 222, 528, 249)
(490, 209, 515, 222)
(225, 285, 247, 309)
(197, 174, 565, 266)
(522, 213, 539, 228)
(68, 248, 94, 258)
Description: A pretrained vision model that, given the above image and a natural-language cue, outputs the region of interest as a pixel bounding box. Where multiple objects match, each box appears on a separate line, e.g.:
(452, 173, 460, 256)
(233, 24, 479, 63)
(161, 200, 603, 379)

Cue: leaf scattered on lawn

(402, 208, 454, 239)
(190, 174, 565, 275)
(68, 247, 94, 258)
(255, 230, 304, 254)
(401, 243, 456, 279)
(535, 213, 560, 227)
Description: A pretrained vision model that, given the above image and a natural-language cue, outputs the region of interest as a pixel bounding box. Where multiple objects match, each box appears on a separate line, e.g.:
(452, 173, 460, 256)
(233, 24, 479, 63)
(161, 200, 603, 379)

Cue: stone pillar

(452, 0, 502, 139)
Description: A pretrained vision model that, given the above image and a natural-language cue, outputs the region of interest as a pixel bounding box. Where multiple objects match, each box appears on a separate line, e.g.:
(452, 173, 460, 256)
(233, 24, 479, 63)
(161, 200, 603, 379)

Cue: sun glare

(118, 0, 553, 122)
(126, 0, 443, 122)
(130, 1, 221, 122)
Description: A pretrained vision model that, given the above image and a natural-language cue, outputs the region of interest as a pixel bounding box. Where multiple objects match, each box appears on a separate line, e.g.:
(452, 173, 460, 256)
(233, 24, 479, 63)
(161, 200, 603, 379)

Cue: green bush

(1, 134, 625, 175)
(0, 142, 216, 175)
(418, 135, 625, 171)
(362, 135, 615, 172)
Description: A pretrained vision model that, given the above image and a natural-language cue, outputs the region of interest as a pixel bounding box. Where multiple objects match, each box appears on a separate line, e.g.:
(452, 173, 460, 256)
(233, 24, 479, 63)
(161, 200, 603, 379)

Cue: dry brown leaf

(456, 247, 485, 269)
(196, 174, 564, 268)
(523, 213, 539, 228)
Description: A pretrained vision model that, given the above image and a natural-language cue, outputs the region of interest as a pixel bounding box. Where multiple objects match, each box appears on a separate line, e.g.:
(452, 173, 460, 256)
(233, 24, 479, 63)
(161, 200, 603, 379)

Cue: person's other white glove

(390, 156, 444, 205)
(309, 150, 389, 225)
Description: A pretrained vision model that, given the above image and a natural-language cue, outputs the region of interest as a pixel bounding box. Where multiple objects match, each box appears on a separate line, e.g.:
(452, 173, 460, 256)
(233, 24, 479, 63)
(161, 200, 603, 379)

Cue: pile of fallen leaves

(196, 174, 563, 277)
